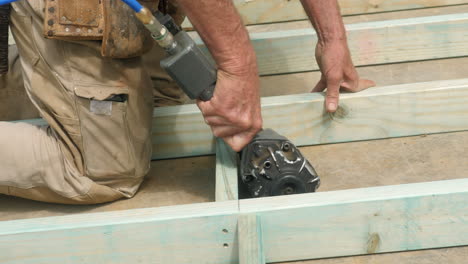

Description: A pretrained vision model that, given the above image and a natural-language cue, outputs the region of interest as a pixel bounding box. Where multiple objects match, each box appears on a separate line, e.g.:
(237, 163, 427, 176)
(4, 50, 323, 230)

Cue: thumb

(357, 79, 376, 91)
(341, 79, 376, 92)
(223, 132, 256, 152)
(196, 99, 217, 116)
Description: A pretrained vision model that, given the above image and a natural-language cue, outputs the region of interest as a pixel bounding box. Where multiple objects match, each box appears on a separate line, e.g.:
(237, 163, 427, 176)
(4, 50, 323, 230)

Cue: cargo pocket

(74, 85, 137, 180)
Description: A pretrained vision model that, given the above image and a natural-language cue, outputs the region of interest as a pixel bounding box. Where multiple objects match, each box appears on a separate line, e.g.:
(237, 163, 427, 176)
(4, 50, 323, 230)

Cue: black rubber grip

(0, 4, 10, 74)
(198, 84, 215, 101)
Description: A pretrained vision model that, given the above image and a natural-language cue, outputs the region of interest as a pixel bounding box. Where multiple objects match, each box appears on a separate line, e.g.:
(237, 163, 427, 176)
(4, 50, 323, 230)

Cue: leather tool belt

(43, 0, 159, 58)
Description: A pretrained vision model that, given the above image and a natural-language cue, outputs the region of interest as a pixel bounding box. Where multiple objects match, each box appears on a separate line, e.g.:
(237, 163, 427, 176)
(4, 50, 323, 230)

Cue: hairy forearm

(177, 0, 257, 76)
(300, 0, 346, 44)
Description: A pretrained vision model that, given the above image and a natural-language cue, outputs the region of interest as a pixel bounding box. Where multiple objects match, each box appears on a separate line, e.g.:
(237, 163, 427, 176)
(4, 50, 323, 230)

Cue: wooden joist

(182, 0, 468, 26)
(192, 13, 468, 75)
(240, 178, 468, 263)
(0, 200, 240, 264)
(238, 214, 266, 264)
(2, 178, 467, 263)
(215, 139, 239, 201)
(22, 79, 468, 160)
(152, 78, 468, 159)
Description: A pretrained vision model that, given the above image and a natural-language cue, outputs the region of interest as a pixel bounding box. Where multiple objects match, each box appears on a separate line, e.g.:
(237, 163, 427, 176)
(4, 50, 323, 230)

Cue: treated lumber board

(1, 179, 467, 263)
(238, 214, 266, 264)
(192, 13, 468, 75)
(21, 79, 468, 160)
(240, 178, 468, 262)
(151, 78, 468, 159)
(215, 138, 239, 201)
(0, 201, 239, 264)
(182, 0, 468, 27)
(259, 56, 468, 97)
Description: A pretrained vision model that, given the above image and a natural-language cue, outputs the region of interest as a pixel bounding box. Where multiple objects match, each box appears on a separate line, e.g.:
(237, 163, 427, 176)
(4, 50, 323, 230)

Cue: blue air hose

(0, 0, 144, 13)
(120, 0, 144, 13)
(0, 0, 18, 5)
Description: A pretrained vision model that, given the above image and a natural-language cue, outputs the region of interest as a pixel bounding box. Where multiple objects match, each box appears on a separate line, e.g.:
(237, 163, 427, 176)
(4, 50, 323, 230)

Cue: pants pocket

(74, 84, 137, 180)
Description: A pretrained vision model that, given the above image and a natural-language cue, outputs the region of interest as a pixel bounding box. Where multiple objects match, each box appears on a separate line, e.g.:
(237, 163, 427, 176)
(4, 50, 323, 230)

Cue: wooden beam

(215, 138, 239, 201)
(0, 201, 240, 264)
(238, 214, 266, 264)
(21, 79, 468, 160)
(192, 13, 468, 75)
(2, 178, 467, 263)
(239, 178, 468, 262)
(182, 0, 468, 27)
(151, 78, 468, 159)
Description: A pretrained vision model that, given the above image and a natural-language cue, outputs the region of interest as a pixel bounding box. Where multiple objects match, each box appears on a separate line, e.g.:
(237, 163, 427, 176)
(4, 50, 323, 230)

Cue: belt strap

(0, 4, 10, 74)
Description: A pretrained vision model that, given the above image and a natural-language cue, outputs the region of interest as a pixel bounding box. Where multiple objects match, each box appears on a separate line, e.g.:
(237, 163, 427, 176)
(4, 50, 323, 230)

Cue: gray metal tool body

(140, 9, 216, 101)
(136, 9, 320, 198)
(239, 129, 320, 198)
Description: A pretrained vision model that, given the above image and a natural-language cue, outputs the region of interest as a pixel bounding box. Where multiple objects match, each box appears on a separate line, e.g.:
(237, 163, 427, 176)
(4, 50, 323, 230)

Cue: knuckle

(211, 127, 221, 137)
(223, 112, 236, 123)
(326, 73, 342, 83)
(252, 118, 262, 132)
(213, 130, 226, 138)
(238, 118, 251, 130)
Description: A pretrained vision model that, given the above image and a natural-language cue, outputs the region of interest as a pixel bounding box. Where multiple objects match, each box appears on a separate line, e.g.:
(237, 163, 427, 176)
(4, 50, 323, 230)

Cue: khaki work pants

(0, 1, 186, 204)
(0, 45, 39, 120)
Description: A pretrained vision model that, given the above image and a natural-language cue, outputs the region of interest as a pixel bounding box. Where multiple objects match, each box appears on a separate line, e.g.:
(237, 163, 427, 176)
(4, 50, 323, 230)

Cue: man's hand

(300, 0, 375, 113)
(177, 0, 262, 151)
(198, 68, 262, 152)
(313, 40, 375, 112)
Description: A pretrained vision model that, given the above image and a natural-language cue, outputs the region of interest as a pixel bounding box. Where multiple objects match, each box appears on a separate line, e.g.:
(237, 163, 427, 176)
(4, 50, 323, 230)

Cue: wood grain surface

(191, 13, 468, 75)
(216, 138, 239, 201)
(182, 0, 468, 27)
(1, 178, 467, 263)
(238, 214, 266, 264)
(19, 79, 468, 160)
(151, 78, 468, 159)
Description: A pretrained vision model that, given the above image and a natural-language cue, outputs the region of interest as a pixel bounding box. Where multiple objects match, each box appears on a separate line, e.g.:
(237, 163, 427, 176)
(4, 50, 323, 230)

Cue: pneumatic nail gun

(129, 2, 320, 198)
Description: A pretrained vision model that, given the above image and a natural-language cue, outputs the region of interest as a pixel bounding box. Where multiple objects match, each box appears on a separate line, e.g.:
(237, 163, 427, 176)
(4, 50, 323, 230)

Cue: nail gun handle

(160, 31, 217, 101)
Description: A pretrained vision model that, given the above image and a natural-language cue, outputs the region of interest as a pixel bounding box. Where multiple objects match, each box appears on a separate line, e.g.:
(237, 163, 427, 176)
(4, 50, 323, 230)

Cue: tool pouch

(43, 0, 105, 40)
(101, 0, 155, 58)
(0, 4, 10, 74)
(43, 0, 158, 58)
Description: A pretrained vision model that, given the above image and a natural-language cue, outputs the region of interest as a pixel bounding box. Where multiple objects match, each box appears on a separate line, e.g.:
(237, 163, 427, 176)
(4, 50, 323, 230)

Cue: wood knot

(328, 104, 349, 121)
(366, 233, 380, 253)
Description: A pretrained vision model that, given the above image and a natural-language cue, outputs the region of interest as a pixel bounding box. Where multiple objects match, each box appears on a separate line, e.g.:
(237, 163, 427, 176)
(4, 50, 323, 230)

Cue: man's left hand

(313, 39, 375, 112)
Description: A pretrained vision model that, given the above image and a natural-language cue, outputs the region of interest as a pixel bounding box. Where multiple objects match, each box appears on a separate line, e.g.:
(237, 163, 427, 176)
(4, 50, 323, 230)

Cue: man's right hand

(177, 0, 263, 152)
(197, 68, 263, 152)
